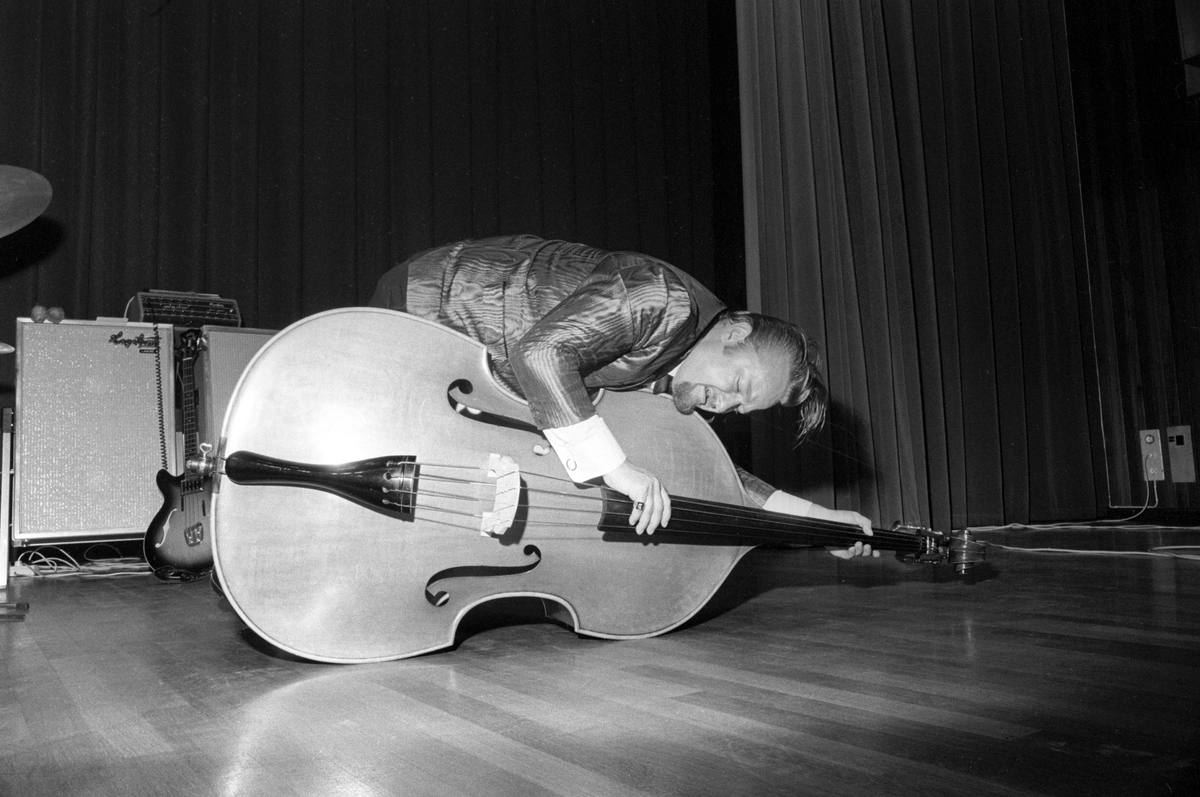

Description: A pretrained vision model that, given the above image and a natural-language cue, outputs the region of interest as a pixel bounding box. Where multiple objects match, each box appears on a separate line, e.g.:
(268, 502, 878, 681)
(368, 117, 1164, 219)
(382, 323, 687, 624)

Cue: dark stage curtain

(737, 0, 1099, 530)
(1067, 0, 1200, 511)
(0, 0, 744, 408)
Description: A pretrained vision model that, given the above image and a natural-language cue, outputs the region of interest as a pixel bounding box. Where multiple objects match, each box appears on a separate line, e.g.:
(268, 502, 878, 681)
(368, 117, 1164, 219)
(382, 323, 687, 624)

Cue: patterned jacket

(372, 234, 726, 430)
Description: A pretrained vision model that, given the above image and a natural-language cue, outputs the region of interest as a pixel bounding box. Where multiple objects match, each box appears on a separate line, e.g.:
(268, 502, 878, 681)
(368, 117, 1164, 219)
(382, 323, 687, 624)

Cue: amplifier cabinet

(197, 327, 276, 454)
(2, 408, 11, 585)
(12, 319, 177, 544)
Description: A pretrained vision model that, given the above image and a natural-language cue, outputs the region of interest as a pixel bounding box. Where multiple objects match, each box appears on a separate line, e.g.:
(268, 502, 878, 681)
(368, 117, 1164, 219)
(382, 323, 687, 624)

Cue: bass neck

(597, 489, 982, 573)
(598, 489, 918, 551)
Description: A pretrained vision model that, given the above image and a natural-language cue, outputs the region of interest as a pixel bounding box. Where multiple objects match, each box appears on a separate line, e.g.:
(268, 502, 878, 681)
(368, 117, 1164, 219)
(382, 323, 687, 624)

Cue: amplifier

(197, 327, 276, 453)
(2, 408, 11, 586)
(132, 290, 241, 328)
(12, 319, 177, 544)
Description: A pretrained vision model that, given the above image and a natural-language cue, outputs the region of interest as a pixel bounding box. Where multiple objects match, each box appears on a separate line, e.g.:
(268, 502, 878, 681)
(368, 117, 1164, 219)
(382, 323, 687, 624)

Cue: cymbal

(1, 342, 14, 355)
(0, 165, 52, 239)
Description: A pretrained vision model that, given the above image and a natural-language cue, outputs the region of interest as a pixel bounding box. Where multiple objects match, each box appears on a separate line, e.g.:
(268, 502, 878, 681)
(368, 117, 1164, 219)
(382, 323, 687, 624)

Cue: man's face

(672, 338, 790, 416)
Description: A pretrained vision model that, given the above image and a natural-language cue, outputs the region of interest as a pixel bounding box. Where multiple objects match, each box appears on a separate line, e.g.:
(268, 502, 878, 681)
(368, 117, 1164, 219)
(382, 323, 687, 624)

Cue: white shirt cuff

(763, 490, 814, 516)
(542, 415, 627, 483)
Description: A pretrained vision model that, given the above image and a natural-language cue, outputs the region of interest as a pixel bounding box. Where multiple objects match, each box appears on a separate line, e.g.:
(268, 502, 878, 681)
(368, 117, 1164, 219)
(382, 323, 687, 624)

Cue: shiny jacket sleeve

(510, 258, 698, 431)
(734, 465, 777, 507)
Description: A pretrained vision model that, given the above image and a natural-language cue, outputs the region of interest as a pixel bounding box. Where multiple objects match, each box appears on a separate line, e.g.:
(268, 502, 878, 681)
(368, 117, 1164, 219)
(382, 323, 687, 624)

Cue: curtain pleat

(739, 0, 1098, 529)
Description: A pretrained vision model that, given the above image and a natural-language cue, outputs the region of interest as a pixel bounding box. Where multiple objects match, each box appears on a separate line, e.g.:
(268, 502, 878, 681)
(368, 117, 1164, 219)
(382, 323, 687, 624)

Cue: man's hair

(723, 310, 828, 443)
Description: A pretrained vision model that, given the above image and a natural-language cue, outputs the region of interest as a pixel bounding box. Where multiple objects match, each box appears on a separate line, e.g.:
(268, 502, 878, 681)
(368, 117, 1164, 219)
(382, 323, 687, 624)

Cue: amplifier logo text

(108, 331, 161, 353)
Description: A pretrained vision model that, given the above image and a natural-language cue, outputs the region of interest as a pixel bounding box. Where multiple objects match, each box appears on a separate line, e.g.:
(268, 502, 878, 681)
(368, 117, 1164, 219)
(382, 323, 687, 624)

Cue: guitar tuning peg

(187, 443, 217, 478)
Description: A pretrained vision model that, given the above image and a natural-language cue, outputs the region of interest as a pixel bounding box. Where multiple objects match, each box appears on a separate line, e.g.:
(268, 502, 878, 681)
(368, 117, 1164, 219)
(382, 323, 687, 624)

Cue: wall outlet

(1167, 425, 1196, 483)
(1139, 429, 1166, 481)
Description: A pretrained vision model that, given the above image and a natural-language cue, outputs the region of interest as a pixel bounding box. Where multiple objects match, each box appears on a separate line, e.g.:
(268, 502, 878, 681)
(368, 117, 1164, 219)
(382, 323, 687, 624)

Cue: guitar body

(145, 468, 212, 573)
(144, 329, 212, 576)
(211, 309, 754, 663)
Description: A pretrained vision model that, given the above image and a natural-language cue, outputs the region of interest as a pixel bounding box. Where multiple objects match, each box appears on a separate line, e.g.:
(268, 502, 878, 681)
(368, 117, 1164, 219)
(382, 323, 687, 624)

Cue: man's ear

(721, 317, 753, 345)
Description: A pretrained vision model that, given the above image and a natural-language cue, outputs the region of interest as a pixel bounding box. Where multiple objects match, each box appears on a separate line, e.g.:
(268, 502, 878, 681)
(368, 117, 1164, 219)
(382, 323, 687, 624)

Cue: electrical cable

(981, 541, 1200, 563)
(967, 472, 1169, 534)
(152, 323, 170, 471)
(12, 544, 152, 578)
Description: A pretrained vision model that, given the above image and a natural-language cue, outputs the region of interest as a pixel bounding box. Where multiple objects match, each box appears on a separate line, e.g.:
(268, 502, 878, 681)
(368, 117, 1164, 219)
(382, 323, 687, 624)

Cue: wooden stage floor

(1, 541, 1197, 796)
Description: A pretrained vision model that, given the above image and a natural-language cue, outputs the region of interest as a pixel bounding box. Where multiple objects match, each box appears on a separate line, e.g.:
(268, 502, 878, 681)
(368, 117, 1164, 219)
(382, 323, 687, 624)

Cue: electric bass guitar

(145, 329, 213, 578)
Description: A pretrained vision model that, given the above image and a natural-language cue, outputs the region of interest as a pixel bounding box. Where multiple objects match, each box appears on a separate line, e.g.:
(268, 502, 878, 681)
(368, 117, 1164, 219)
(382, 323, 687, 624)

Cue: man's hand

(810, 507, 879, 559)
(603, 461, 671, 534)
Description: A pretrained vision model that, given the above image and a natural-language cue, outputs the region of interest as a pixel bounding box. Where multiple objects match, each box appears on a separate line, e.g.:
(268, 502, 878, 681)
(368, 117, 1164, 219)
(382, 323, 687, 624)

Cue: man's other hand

(814, 508, 880, 559)
(603, 461, 671, 534)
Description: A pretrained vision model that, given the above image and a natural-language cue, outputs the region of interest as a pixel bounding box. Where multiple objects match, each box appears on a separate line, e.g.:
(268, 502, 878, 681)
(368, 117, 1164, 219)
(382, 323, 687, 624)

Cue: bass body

(210, 309, 979, 663)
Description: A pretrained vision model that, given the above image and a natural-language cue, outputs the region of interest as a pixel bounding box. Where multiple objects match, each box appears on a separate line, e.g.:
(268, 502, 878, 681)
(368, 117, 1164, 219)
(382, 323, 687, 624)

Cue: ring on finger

(635, 502, 645, 510)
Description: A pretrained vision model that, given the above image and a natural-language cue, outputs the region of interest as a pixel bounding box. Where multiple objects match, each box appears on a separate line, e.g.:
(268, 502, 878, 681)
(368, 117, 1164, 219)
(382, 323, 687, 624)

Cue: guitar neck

(179, 353, 198, 459)
(598, 490, 925, 553)
(173, 329, 205, 474)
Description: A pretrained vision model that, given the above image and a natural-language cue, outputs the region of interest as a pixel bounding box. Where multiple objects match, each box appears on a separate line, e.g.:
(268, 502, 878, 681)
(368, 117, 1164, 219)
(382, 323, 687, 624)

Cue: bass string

(396, 468, 907, 547)
(396, 492, 916, 547)
(391, 510, 753, 543)
(407, 507, 913, 548)
(394, 467, 919, 548)
(329, 465, 916, 548)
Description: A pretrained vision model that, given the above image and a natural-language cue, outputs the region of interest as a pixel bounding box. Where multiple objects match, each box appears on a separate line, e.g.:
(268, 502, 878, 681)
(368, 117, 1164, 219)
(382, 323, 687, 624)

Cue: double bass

(210, 309, 981, 663)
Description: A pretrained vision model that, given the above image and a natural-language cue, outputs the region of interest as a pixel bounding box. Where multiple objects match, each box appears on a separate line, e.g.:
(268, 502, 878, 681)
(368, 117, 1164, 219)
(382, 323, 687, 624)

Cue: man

(370, 234, 877, 559)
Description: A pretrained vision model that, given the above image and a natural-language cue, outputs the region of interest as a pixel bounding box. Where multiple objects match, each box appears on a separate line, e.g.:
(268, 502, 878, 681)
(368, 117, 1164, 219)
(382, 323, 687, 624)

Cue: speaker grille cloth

(199, 328, 276, 448)
(14, 321, 176, 540)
